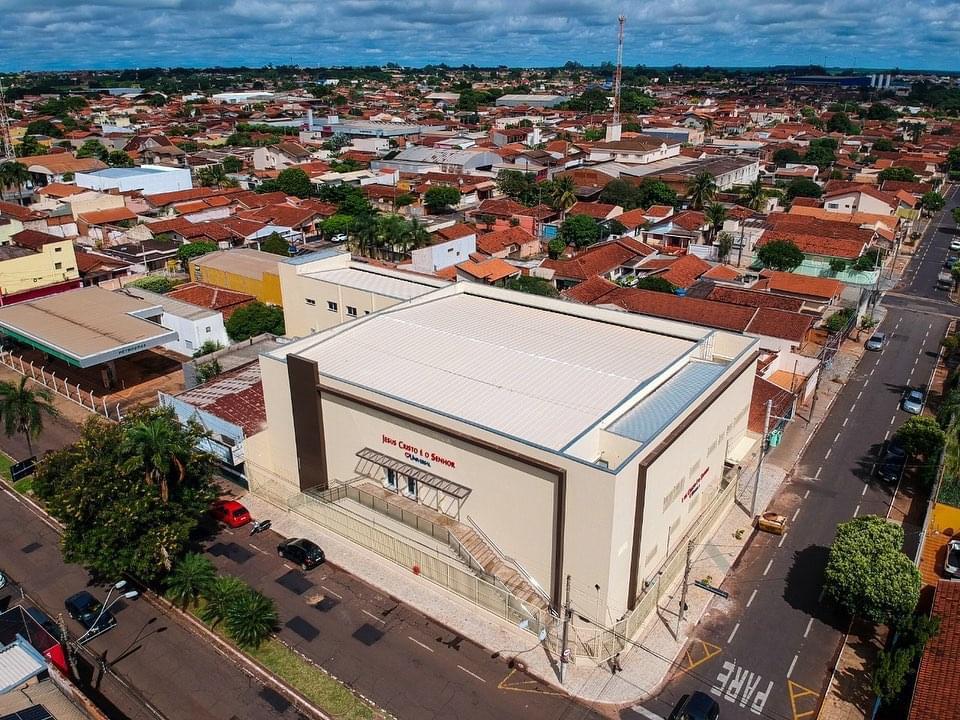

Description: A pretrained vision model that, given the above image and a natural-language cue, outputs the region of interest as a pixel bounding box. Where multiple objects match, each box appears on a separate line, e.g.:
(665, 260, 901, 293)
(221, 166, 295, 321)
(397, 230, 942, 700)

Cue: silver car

(865, 332, 886, 351)
(946, 539, 960, 578)
(902, 388, 924, 415)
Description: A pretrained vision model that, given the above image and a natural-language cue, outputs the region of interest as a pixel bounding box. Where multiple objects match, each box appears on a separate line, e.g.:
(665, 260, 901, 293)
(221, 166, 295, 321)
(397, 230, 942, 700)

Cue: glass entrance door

(406, 475, 417, 497)
(385, 468, 398, 491)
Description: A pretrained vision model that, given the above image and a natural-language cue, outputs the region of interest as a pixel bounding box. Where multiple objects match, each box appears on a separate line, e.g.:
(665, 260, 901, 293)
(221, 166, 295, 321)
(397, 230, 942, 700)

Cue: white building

(75, 165, 192, 195)
(118, 286, 228, 357)
(211, 91, 275, 104)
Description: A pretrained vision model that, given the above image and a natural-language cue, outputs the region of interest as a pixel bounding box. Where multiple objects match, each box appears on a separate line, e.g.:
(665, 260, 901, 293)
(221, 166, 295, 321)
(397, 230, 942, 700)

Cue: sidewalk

(241, 332, 872, 706)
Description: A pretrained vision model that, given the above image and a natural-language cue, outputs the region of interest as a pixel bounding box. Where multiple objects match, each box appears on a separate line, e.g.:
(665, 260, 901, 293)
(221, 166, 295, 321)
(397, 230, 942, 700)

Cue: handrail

(466, 515, 553, 609)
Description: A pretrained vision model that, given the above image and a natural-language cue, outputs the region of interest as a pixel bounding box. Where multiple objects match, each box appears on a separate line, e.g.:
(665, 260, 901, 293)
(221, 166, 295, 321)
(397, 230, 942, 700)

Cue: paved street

(0, 485, 320, 720)
(204, 523, 608, 720)
(626, 184, 960, 720)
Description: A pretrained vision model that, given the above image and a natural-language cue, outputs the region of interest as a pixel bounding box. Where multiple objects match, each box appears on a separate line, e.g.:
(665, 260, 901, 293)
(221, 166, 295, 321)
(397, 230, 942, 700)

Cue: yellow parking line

(497, 668, 565, 696)
(787, 679, 820, 720)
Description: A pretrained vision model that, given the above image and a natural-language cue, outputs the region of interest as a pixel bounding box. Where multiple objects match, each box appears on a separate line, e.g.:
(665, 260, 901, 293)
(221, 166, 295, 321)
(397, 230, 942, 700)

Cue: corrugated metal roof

(0, 638, 46, 693)
(306, 267, 436, 300)
(294, 293, 695, 450)
(608, 360, 727, 445)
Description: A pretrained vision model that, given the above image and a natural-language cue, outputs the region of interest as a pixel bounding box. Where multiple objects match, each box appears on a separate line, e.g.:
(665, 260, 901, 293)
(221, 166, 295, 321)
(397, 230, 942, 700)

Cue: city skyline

(2, 0, 959, 73)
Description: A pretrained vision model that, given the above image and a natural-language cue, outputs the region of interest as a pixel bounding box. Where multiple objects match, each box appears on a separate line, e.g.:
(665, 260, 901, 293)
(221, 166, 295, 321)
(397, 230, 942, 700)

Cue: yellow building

(0, 228, 80, 298)
(189, 248, 283, 306)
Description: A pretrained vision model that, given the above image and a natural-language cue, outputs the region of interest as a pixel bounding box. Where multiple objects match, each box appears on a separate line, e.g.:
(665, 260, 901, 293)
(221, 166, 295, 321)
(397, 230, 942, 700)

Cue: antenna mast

(612, 15, 625, 127)
(0, 79, 15, 162)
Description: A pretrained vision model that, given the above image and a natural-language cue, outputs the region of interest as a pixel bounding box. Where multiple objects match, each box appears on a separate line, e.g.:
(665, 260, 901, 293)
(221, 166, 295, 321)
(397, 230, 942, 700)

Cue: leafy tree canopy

(878, 166, 917, 182)
(424, 186, 461, 213)
(634, 276, 676, 293)
(773, 148, 802, 167)
(177, 242, 217, 262)
(504, 276, 559, 297)
(260, 232, 290, 256)
(785, 178, 824, 201)
(128, 276, 174, 293)
(757, 239, 804, 271)
(894, 416, 945, 457)
(225, 301, 285, 341)
(558, 214, 601, 248)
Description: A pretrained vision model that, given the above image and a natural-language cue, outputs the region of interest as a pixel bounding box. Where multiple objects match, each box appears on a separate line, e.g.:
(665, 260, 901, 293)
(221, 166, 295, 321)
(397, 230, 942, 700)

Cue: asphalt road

(0, 485, 318, 720)
(625, 185, 960, 720)
(205, 523, 607, 720)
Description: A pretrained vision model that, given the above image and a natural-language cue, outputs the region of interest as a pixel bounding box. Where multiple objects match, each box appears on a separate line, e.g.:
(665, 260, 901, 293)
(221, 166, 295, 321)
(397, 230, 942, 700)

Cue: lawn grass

(0, 453, 12, 482)
(184, 600, 377, 720)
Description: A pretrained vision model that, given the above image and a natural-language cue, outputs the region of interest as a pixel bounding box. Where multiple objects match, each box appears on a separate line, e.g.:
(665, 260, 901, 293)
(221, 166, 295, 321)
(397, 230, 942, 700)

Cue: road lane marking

(834, 432, 841, 442)
(787, 654, 798, 679)
(362, 609, 386, 625)
(815, 466, 822, 479)
(856, 391, 862, 400)
(763, 559, 773, 576)
(283, 563, 295, 570)
(248, 543, 269, 555)
(870, 368, 875, 376)
(747, 589, 758, 607)
(792, 507, 801, 522)
(778, 534, 787, 548)
(320, 585, 343, 599)
(712, 660, 774, 715)
(884, 430, 890, 441)
(862, 484, 868, 496)
(727, 623, 740, 644)
(842, 417, 848, 427)
(628, 707, 664, 720)
(682, 640, 723, 672)
(890, 415, 896, 425)
(408, 636, 434, 652)
(824, 449, 832, 459)
(854, 504, 860, 517)
(804, 618, 814, 638)
(458, 665, 487, 683)
(804, 489, 810, 499)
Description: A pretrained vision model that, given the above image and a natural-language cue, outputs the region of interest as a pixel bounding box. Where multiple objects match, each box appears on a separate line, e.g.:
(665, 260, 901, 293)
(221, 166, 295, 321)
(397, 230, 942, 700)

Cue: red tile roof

(435, 223, 476, 241)
(0, 200, 46, 222)
(746, 307, 814, 343)
(749, 377, 795, 433)
(456, 258, 518, 282)
(561, 275, 618, 304)
(165, 282, 256, 319)
(11, 229, 62, 250)
(75, 250, 130, 273)
(569, 202, 620, 219)
(541, 239, 647, 282)
(475, 226, 537, 255)
(600, 288, 758, 332)
(908, 580, 960, 720)
(758, 270, 843, 301)
(700, 284, 805, 312)
(655, 254, 712, 289)
(78, 207, 138, 225)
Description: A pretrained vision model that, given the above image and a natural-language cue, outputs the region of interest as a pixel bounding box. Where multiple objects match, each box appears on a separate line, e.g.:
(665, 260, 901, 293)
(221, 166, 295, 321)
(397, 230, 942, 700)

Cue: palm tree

(686, 171, 717, 210)
(0, 161, 30, 206)
(376, 214, 407, 260)
(225, 588, 278, 648)
(550, 176, 578, 219)
(198, 165, 228, 188)
(351, 214, 377, 257)
(120, 412, 189, 503)
(166, 553, 216, 608)
(705, 202, 728, 244)
(200, 575, 246, 627)
(740, 178, 766, 211)
(0, 377, 59, 457)
(406, 217, 431, 250)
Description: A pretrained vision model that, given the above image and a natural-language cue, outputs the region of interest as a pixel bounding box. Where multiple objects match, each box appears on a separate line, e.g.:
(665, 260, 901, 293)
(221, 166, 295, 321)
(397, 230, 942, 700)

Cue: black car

(669, 691, 720, 720)
(876, 439, 907, 483)
(65, 590, 116, 638)
(945, 255, 958, 270)
(277, 538, 325, 569)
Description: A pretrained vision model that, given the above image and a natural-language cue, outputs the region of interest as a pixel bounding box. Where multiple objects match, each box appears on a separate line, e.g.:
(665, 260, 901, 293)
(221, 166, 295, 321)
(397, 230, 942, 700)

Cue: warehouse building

(247, 282, 759, 636)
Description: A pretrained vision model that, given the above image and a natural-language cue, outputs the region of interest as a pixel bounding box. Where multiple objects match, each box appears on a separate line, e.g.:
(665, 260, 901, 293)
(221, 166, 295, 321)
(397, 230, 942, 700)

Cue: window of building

(364, 310, 371, 315)
(185, 340, 193, 349)
(66, 267, 74, 273)
(347, 306, 358, 317)
(305, 298, 316, 306)
(327, 301, 338, 312)
(205, 326, 211, 333)
(54, 246, 62, 252)
(54, 262, 62, 270)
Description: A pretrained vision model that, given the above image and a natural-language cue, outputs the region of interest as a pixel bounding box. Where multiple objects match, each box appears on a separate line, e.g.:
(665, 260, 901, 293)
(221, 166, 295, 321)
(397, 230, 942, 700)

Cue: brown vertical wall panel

(287, 354, 328, 492)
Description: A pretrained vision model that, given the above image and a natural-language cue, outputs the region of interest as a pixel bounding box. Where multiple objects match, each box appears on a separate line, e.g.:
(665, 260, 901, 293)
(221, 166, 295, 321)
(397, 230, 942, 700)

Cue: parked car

(901, 388, 925, 415)
(669, 691, 721, 720)
(945, 538, 960, 578)
(210, 499, 252, 528)
(945, 255, 958, 269)
(865, 332, 887, 351)
(26, 606, 60, 637)
(65, 591, 116, 637)
(951, 239, 960, 252)
(277, 538, 325, 570)
(330, 234, 348, 243)
(876, 439, 907, 483)
(938, 271, 954, 289)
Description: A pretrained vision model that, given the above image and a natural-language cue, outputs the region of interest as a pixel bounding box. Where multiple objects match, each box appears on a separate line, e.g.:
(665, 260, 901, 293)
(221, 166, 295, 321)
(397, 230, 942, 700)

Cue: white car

(946, 539, 960, 578)
(951, 239, 960, 252)
(329, 234, 348, 243)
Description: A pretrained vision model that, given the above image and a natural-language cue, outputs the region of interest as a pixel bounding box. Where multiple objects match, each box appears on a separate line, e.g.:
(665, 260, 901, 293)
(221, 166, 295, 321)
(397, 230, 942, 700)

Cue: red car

(210, 500, 252, 528)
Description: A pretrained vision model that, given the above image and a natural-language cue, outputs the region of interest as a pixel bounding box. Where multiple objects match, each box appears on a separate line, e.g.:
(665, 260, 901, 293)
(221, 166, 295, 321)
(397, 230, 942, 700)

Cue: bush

(128, 276, 174, 294)
(829, 258, 848, 273)
(825, 308, 855, 333)
(166, 553, 216, 607)
(225, 587, 278, 648)
(225, 302, 285, 341)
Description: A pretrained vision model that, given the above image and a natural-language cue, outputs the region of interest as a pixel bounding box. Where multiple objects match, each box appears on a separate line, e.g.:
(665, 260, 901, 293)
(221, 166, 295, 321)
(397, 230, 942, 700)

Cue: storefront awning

(356, 447, 472, 500)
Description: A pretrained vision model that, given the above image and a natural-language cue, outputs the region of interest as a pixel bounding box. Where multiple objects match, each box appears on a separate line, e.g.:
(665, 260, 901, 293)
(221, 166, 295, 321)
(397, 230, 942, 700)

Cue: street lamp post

(76, 580, 139, 646)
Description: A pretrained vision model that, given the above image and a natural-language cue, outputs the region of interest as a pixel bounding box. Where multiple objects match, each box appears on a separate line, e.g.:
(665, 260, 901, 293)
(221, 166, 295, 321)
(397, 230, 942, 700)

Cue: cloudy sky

(1, 0, 958, 72)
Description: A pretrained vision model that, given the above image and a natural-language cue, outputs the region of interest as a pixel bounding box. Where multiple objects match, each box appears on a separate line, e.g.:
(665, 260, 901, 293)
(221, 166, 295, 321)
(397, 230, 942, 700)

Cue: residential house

(165, 282, 256, 320)
(0, 229, 82, 303)
(407, 223, 477, 274)
(120, 285, 229, 356)
(475, 226, 541, 259)
(454, 257, 521, 286)
(189, 248, 285, 305)
(586, 137, 682, 165)
(252, 142, 314, 171)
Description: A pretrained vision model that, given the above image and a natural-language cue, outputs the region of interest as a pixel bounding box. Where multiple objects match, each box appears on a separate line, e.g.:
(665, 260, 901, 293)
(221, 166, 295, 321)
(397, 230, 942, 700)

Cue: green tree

(0, 161, 31, 205)
(827, 112, 859, 135)
(599, 179, 643, 210)
(128, 276, 173, 293)
(195, 359, 222, 384)
(920, 191, 945, 214)
(772, 148, 802, 167)
(565, 88, 608, 113)
(166, 553, 216, 608)
(225, 587, 278, 648)
(221, 155, 243, 174)
(894, 416, 946, 457)
(547, 237, 566, 259)
(76, 139, 109, 161)
(322, 214, 354, 239)
(739, 178, 766, 211)
(824, 516, 920, 626)
(705, 202, 727, 243)
(872, 138, 895, 152)
(504, 276, 559, 297)
(15, 136, 46, 157)
(785, 178, 823, 201)
(200, 575, 247, 627)
(192, 340, 223, 358)
(275, 167, 312, 198)
(953, 207, 960, 226)
(686, 172, 717, 210)
(757, 239, 804, 271)
(549, 175, 577, 216)
(260, 232, 290, 257)
(558, 215, 601, 248)
(829, 258, 848, 273)
(496, 170, 539, 206)
(871, 647, 914, 704)
(804, 144, 836, 169)
(177, 242, 217, 263)
(26, 119, 63, 138)
(424, 186, 461, 214)
(225, 302, 285, 341)
(636, 180, 678, 209)
(32, 408, 217, 583)
(716, 231, 735, 263)
(948, 145, 960, 171)
(635, 276, 676, 293)
(107, 150, 134, 167)
(866, 104, 898, 121)
(878, 167, 917, 182)
(0, 377, 59, 457)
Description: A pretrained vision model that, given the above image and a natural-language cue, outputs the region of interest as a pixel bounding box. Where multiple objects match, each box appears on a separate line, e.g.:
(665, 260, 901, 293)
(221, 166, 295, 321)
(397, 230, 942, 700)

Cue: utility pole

(559, 574, 572, 684)
(58, 613, 78, 678)
(0, 79, 15, 163)
(752, 399, 773, 517)
(678, 539, 693, 631)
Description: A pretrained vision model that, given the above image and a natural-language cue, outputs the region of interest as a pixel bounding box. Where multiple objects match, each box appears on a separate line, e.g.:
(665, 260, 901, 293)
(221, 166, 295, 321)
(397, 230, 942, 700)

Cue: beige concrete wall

(280, 269, 404, 337)
(249, 354, 300, 496)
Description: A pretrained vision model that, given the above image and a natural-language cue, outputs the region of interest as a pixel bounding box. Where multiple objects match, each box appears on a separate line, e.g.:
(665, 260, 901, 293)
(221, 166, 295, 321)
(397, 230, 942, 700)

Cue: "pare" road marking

(711, 660, 774, 716)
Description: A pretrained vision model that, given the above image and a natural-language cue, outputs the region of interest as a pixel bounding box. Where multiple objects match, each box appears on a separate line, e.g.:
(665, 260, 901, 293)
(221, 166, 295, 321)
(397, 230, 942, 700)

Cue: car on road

(902, 388, 925, 415)
(669, 690, 720, 720)
(277, 538, 325, 569)
(865, 332, 887, 351)
(877, 438, 907, 483)
(210, 499, 252, 528)
(946, 538, 960, 578)
(951, 239, 960, 252)
(65, 590, 116, 637)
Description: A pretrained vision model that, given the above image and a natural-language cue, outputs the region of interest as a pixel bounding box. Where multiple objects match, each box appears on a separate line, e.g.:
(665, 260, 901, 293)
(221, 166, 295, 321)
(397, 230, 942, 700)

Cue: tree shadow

(829, 622, 883, 716)
(782, 544, 848, 632)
